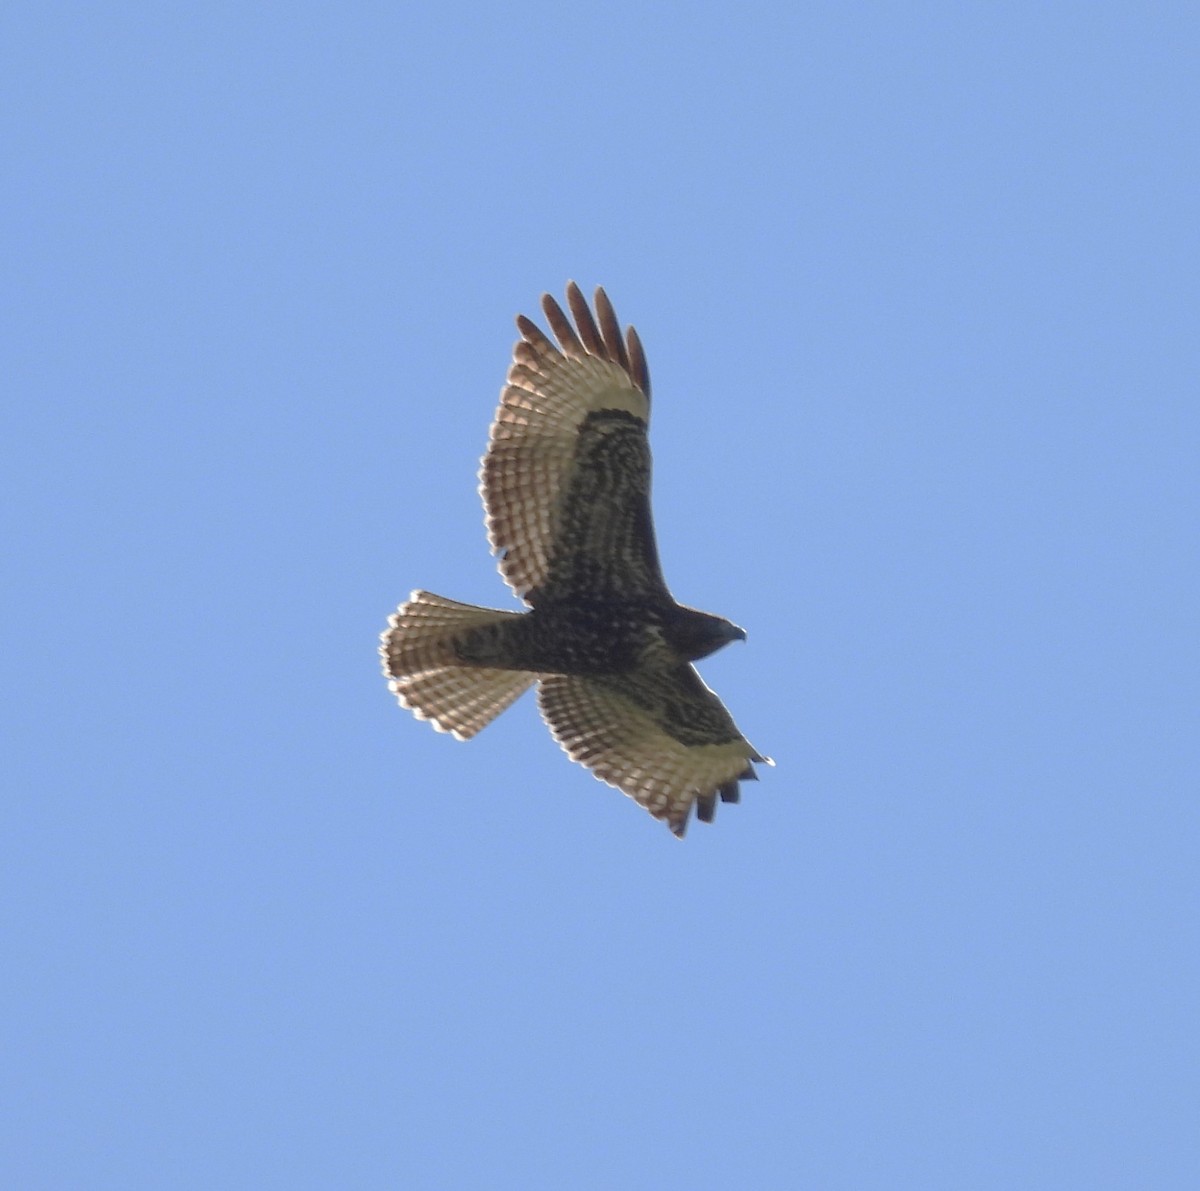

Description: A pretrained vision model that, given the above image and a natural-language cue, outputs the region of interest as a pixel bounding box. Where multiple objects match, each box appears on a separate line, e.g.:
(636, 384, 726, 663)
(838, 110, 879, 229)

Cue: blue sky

(4, 3, 1198, 1187)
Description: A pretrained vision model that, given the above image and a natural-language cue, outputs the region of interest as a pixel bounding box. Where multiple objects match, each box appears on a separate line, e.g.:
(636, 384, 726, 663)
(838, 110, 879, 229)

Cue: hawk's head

(664, 606, 747, 663)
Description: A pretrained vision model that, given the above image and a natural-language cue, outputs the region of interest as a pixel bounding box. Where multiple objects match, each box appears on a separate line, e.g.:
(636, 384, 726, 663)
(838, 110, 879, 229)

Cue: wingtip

(626, 324, 651, 399)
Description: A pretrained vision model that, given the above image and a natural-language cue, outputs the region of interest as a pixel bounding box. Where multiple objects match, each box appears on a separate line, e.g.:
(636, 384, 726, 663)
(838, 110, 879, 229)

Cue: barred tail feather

(380, 590, 535, 740)
(391, 665, 536, 740)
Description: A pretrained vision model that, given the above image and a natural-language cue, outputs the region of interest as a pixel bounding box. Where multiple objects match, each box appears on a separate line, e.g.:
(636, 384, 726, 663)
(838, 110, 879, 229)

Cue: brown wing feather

(594, 287, 632, 377)
(480, 284, 659, 604)
(537, 668, 769, 837)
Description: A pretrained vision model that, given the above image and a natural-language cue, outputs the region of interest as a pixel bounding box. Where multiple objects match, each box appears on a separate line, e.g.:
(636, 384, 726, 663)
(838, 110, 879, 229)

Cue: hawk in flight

(381, 283, 769, 836)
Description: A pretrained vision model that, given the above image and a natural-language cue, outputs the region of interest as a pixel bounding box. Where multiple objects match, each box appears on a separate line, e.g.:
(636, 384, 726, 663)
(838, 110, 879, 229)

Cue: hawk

(381, 283, 769, 836)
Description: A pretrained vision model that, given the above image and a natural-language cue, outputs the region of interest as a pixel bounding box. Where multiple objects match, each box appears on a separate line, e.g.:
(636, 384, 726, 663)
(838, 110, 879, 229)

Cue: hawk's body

(382, 284, 769, 835)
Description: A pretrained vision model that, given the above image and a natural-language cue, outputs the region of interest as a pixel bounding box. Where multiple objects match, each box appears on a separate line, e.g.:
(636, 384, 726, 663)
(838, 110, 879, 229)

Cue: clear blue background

(4, 4, 1198, 1188)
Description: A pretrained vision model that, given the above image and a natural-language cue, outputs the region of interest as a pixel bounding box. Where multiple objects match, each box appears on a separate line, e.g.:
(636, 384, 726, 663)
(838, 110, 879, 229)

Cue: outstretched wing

(537, 667, 769, 837)
(480, 282, 665, 606)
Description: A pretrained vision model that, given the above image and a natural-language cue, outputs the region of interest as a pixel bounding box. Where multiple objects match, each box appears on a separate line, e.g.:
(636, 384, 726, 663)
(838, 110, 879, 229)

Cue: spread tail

(380, 590, 536, 739)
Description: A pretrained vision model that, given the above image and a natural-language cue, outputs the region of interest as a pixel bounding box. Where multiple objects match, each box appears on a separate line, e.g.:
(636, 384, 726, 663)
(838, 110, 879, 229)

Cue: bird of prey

(381, 283, 769, 836)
